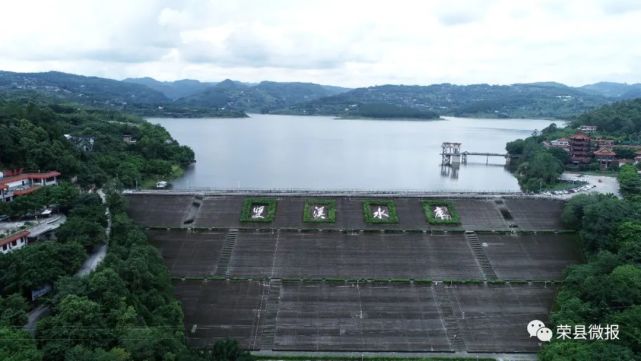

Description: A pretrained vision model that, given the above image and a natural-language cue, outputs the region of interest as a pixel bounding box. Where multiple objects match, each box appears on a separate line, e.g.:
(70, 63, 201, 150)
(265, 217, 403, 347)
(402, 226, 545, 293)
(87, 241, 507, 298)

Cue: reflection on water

(441, 165, 460, 179)
(149, 114, 559, 192)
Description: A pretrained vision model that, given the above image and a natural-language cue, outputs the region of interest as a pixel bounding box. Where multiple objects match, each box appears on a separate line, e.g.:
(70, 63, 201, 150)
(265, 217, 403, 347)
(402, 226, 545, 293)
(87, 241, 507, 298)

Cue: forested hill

(0, 70, 348, 118)
(579, 81, 641, 99)
(123, 77, 217, 100)
(571, 98, 641, 140)
(5, 70, 641, 120)
(0, 93, 194, 187)
(283, 82, 613, 119)
(0, 71, 245, 118)
(173, 79, 350, 113)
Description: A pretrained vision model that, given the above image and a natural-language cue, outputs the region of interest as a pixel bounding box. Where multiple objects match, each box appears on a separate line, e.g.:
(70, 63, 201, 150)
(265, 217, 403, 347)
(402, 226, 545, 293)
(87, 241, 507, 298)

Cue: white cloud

(0, 0, 640, 87)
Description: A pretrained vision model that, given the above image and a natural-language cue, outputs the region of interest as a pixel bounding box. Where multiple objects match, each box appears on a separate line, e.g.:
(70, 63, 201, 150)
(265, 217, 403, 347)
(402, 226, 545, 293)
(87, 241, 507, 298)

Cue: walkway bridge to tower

(441, 142, 510, 165)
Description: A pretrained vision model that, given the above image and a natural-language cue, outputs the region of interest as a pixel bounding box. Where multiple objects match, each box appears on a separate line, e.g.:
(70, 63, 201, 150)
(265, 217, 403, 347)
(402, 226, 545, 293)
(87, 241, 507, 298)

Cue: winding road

(24, 189, 111, 334)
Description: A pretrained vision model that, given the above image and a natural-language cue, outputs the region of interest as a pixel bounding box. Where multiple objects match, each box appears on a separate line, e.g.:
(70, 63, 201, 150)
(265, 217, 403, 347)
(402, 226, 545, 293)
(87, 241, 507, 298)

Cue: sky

(1, 0, 641, 88)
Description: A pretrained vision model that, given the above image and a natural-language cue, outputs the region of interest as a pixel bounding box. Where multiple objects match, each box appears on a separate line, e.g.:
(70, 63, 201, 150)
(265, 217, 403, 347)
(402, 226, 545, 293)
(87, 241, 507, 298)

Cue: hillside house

(0, 170, 60, 202)
(0, 230, 29, 254)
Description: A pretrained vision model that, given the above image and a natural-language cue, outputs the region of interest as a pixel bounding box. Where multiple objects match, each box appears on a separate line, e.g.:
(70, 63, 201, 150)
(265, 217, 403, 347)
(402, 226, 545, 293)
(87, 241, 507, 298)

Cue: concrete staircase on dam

(434, 285, 466, 352)
(259, 278, 282, 350)
(214, 228, 238, 277)
(465, 231, 498, 280)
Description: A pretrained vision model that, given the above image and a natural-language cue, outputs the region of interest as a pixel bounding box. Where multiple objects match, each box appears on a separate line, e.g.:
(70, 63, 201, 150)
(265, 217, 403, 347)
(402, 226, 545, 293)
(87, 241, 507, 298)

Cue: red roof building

(0, 171, 60, 203)
(569, 132, 592, 164)
(0, 230, 30, 254)
(594, 148, 616, 169)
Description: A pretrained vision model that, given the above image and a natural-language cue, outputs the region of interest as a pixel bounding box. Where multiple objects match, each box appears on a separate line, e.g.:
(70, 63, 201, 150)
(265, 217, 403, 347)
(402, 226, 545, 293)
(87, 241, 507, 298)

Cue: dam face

(126, 192, 580, 354)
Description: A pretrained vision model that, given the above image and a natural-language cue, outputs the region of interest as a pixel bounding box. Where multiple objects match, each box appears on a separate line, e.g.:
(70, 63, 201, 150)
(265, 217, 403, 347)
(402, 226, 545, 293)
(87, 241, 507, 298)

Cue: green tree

(205, 339, 254, 361)
(37, 295, 113, 361)
(0, 327, 43, 361)
(609, 305, 641, 354)
(55, 216, 106, 249)
(516, 150, 564, 192)
(618, 164, 641, 198)
(64, 346, 130, 361)
(539, 341, 635, 361)
(0, 293, 29, 327)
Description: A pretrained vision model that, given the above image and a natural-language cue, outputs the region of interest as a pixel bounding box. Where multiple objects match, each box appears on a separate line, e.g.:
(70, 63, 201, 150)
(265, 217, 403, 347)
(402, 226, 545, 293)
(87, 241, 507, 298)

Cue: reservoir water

(149, 114, 558, 192)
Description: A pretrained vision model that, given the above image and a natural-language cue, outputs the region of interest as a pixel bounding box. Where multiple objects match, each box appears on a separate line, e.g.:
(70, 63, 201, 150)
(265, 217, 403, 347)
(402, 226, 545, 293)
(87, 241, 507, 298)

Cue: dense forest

(0, 96, 252, 360)
(571, 98, 641, 143)
(505, 124, 569, 192)
(0, 93, 195, 189)
(540, 165, 641, 360)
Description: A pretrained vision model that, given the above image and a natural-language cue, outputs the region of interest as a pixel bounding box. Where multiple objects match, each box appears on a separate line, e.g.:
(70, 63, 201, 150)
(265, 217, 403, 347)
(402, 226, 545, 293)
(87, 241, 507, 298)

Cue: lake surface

(149, 114, 559, 192)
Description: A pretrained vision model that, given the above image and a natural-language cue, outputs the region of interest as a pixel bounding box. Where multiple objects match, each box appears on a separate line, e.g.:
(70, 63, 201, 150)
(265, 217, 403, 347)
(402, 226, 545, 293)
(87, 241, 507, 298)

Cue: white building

(0, 170, 60, 202)
(0, 230, 29, 254)
(578, 125, 597, 133)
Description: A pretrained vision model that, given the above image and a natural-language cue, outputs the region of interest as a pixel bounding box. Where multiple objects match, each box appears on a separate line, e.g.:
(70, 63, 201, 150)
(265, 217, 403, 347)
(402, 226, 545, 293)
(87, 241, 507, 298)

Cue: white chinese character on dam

(251, 205, 266, 219)
(373, 206, 389, 220)
(312, 206, 327, 220)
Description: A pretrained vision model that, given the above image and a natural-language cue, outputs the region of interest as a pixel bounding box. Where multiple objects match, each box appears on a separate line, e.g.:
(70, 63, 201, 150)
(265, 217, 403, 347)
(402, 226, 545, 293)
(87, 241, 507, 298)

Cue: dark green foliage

(63, 345, 130, 361)
(362, 200, 399, 224)
(546, 193, 641, 359)
(341, 103, 439, 119)
(571, 98, 641, 142)
(421, 200, 461, 225)
(613, 147, 636, 159)
(507, 138, 564, 192)
(561, 193, 609, 229)
(204, 339, 254, 361)
(0, 241, 86, 297)
(54, 193, 106, 250)
(239, 198, 277, 223)
(0, 96, 194, 189)
(618, 164, 641, 198)
(35, 193, 197, 361)
(547, 146, 571, 164)
(0, 293, 29, 327)
(609, 305, 641, 354)
(0, 327, 43, 361)
(303, 199, 337, 223)
(0, 95, 206, 360)
(539, 341, 636, 361)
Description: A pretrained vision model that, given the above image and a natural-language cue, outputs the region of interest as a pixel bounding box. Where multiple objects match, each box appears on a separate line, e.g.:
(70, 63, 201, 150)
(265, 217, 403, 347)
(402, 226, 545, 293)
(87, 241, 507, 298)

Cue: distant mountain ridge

(283, 82, 613, 119)
(0, 70, 348, 117)
(123, 77, 217, 100)
(578, 81, 641, 99)
(1, 70, 640, 119)
(174, 79, 351, 113)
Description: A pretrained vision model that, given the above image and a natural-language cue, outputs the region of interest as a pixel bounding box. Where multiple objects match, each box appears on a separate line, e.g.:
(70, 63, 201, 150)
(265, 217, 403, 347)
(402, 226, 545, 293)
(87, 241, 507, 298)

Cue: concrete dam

(125, 191, 580, 356)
